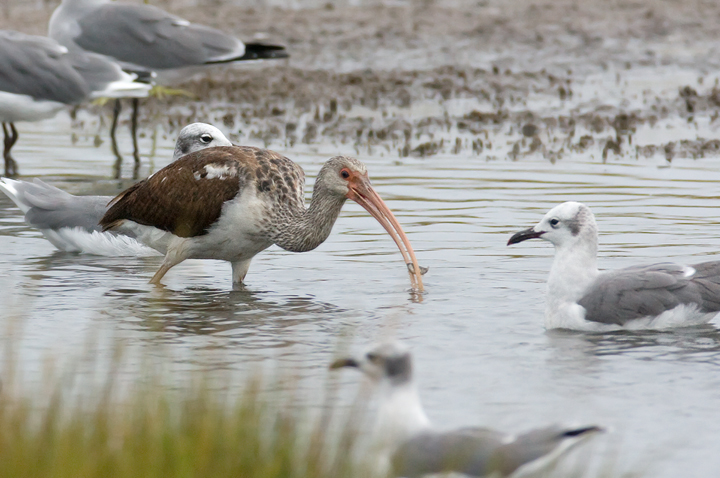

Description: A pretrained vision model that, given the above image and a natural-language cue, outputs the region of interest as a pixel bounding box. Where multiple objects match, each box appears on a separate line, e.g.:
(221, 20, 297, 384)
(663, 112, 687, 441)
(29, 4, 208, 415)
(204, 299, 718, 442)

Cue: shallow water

(3, 115, 720, 477)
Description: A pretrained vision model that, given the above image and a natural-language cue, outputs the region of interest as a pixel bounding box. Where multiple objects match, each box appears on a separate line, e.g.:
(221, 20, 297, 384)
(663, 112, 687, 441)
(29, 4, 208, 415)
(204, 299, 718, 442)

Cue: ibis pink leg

(149, 247, 188, 285)
(231, 259, 253, 285)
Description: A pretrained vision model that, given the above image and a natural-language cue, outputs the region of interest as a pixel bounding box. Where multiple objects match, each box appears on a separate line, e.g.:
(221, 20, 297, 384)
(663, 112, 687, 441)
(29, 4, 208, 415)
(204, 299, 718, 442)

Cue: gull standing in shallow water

(98, 149, 425, 289)
(49, 0, 288, 167)
(508, 201, 720, 330)
(331, 342, 602, 477)
(0, 123, 232, 256)
(0, 29, 150, 176)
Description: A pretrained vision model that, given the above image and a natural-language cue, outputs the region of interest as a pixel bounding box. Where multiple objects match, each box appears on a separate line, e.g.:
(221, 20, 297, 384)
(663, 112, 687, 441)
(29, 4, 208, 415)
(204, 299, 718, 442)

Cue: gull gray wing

(3, 179, 109, 232)
(392, 425, 600, 477)
(391, 427, 507, 478)
(577, 262, 720, 325)
(65, 50, 137, 97)
(493, 425, 602, 476)
(0, 30, 87, 103)
(683, 261, 720, 311)
(73, 4, 245, 70)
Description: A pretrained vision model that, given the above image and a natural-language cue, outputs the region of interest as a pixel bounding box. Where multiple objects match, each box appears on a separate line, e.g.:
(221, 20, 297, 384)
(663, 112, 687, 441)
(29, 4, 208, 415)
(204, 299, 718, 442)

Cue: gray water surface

(3, 118, 720, 477)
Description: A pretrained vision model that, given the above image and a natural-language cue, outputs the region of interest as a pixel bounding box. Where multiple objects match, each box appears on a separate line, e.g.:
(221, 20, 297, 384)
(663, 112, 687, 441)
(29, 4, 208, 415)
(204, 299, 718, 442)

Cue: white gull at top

(0, 123, 232, 256)
(48, 0, 288, 85)
(331, 342, 601, 477)
(0, 28, 148, 123)
(47, 0, 287, 168)
(508, 201, 720, 330)
(0, 28, 150, 176)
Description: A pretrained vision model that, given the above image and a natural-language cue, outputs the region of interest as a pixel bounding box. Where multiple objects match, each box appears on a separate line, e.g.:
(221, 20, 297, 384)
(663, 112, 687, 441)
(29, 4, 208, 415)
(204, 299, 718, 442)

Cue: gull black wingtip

(507, 227, 544, 246)
(563, 425, 606, 437)
(329, 358, 359, 370)
(236, 43, 290, 61)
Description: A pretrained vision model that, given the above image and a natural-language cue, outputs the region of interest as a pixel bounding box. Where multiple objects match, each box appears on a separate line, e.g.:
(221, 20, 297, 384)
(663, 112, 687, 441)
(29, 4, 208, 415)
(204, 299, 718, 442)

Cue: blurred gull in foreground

(49, 0, 288, 168)
(0, 123, 231, 256)
(508, 201, 720, 330)
(331, 342, 601, 477)
(0, 29, 149, 176)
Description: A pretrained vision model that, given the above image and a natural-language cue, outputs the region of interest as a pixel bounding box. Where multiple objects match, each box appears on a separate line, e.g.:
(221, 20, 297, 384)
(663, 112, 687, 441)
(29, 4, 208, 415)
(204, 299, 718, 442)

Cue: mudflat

(2, 0, 718, 161)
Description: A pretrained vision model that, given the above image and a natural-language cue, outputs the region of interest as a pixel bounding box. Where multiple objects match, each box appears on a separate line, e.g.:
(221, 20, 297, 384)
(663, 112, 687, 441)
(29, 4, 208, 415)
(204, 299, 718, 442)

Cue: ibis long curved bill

(345, 173, 425, 291)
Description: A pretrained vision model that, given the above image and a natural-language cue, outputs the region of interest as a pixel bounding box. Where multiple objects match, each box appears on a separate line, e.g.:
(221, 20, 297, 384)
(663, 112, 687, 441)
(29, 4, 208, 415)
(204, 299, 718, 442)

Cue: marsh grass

(0, 356, 640, 478)
(0, 340, 375, 478)
(0, 307, 637, 478)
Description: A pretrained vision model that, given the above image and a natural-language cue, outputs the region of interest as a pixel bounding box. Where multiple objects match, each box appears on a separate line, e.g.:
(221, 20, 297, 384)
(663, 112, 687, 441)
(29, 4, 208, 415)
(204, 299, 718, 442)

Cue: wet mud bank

(141, 65, 720, 163)
(4, 0, 720, 163)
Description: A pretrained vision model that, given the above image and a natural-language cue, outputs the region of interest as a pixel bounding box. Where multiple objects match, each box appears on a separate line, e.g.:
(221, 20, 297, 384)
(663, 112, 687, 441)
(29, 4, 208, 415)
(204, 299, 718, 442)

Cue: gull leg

(131, 98, 140, 179)
(110, 99, 123, 179)
(2, 122, 19, 177)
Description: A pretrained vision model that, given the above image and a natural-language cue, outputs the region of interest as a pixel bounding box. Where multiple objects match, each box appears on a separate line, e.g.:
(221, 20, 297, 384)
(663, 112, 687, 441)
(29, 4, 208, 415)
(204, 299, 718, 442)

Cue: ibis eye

(366, 352, 379, 362)
(340, 169, 351, 179)
(549, 218, 560, 228)
(200, 133, 213, 144)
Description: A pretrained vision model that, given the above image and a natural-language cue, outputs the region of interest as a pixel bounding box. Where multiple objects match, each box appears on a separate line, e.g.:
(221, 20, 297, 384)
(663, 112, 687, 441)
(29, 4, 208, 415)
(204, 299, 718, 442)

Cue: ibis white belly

(113, 186, 275, 262)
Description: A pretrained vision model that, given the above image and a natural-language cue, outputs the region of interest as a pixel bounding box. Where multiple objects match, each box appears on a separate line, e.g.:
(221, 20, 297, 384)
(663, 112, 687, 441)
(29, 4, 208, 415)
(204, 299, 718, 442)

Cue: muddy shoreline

(4, 0, 720, 162)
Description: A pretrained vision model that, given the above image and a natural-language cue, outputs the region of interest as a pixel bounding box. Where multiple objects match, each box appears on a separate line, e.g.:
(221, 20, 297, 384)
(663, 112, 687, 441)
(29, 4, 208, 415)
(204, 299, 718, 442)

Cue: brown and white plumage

(100, 146, 425, 289)
(0, 123, 230, 255)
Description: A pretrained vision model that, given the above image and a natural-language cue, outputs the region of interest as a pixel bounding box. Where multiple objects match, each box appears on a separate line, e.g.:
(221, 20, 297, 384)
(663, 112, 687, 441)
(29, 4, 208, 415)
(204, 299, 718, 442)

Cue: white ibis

(330, 342, 602, 477)
(0, 123, 232, 256)
(99, 147, 425, 290)
(49, 0, 288, 168)
(0, 29, 150, 176)
(508, 201, 720, 330)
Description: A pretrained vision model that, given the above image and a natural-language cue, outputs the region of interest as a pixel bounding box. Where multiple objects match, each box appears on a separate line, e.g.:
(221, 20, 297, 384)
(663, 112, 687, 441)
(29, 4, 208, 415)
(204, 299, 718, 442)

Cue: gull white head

(508, 202, 602, 328)
(507, 201, 597, 250)
(331, 341, 429, 474)
(172, 123, 233, 161)
(330, 341, 413, 386)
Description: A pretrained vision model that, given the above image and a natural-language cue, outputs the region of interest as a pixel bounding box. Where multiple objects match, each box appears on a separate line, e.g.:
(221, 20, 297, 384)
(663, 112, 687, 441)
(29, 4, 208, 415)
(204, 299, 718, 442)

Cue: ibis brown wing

(100, 147, 247, 238)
